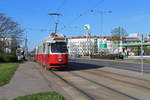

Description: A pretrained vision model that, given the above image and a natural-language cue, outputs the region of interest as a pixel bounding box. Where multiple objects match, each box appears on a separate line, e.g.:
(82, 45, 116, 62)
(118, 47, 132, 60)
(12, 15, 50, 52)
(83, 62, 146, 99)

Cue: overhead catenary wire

(48, 0, 67, 34)
(56, 0, 67, 13)
(64, 0, 104, 37)
(52, 0, 67, 26)
(68, 0, 105, 25)
(51, 0, 104, 36)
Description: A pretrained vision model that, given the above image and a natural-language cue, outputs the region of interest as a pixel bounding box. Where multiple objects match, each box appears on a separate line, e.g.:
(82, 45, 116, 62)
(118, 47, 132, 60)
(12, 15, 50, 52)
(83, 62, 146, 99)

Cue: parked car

(108, 53, 124, 59)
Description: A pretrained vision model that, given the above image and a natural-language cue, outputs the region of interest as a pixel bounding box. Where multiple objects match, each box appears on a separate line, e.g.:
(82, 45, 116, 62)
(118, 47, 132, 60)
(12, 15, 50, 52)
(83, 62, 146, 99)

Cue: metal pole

(141, 34, 144, 74)
(100, 12, 103, 53)
(48, 13, 62, 34)
(88, 29, 91, 58)
(25, 32, 28, 55)
(86, 33, 89, 56)
(100, 12, 103, 37)
(55, 22, 58, 33)
(118, 27, 120, 54)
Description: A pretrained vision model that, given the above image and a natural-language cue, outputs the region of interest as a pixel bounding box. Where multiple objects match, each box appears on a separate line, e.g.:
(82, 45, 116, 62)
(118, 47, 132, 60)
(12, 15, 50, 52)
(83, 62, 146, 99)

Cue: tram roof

(43, 34, 66, 43)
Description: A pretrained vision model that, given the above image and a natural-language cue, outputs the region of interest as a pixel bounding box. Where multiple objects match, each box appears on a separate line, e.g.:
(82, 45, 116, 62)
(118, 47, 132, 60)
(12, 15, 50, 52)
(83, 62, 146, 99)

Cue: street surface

(70, 58, 150, 74)
(0, 59, 150, 100)
(34, 59, 150, 100)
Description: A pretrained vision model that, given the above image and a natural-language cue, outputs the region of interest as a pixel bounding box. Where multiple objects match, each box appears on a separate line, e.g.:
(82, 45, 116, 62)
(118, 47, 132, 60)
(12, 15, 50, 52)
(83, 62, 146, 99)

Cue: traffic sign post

(138, 34, 144, 74)
(84, 24, 91, 58)
(141, 34, 144, 74)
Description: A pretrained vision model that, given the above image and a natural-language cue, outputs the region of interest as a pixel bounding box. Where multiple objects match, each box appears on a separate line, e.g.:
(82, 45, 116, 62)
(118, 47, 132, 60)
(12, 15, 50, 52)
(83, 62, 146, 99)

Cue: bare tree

(111, 26, 127, 53)
(0, 13, 24, 53)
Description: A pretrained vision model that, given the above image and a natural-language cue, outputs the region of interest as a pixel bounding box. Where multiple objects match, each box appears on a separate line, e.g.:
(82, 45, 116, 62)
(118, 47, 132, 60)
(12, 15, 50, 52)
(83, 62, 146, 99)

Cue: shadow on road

(58, 61, 104, 71)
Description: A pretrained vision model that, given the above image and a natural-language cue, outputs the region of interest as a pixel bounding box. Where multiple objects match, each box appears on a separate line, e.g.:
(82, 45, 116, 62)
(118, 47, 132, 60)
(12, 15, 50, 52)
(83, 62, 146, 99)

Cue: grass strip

(13, 92, 65, 100)
(0, 63, 19, 86)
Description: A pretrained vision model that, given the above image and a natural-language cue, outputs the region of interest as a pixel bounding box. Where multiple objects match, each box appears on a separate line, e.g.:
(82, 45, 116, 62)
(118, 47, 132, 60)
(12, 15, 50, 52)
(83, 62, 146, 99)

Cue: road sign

(99, 39, 107, 48)
(84, 24, 90, 30)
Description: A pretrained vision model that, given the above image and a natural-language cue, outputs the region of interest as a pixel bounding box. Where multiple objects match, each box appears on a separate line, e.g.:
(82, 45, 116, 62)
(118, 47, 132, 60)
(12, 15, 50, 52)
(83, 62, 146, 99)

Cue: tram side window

(47, 43, 51, 54)
(43, 43, 46, 53)
(37, 48, 39, 54)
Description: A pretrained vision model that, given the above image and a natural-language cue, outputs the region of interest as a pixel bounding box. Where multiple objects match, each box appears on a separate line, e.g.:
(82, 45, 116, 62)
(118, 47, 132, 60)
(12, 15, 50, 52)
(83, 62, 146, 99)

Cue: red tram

(34, 33, 68, 69)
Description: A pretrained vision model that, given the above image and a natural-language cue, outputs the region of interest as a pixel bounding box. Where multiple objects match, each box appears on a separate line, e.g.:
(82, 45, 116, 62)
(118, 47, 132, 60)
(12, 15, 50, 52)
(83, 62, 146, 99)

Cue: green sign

(100, 44, 107, 48)
(100, 39, 107, 48)
(84, 24, 90, 30)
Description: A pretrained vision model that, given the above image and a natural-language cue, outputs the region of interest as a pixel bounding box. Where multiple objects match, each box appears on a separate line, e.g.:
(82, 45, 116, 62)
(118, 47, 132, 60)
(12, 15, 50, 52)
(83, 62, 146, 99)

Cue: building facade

(0, 36, 18, 53)
(121, 33, 150, 56)
(67, 35, 123, 56)
(67, 33, 150, 56)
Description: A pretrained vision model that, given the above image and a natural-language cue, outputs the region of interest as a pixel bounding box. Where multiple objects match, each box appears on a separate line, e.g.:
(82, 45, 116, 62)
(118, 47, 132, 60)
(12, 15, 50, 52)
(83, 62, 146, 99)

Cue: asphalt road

(69, 58, 150, 74)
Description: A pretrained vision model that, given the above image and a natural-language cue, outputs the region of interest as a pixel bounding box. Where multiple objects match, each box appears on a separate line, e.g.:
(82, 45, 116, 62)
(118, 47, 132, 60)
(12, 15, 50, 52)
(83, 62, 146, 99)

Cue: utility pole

(141, 34, 144, 74)
(55, 22, 58, 33)
(88, 29, 91, 58)
(84, 24, 91, 58)
(99, 11, 112, 52)
(118, 26, 120, 54)
(25, 32, 28, 58)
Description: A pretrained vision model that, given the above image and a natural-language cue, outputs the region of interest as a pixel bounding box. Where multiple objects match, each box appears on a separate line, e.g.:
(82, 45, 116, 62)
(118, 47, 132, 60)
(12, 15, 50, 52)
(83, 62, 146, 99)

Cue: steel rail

(69, 71, 139, 100)
(84, 70, 150, 91)
(50, 71, 95, 100)
(94, 69, 150, 83)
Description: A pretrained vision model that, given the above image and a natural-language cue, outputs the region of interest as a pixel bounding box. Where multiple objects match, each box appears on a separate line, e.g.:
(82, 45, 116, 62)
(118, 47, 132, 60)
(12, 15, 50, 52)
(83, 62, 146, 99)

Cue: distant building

(67, 35, 122, 56)
(120, 33, 150, 56)
(0, 36, 18, 53)
(67, 33, 150, 56)
(123, 33, 150, 44)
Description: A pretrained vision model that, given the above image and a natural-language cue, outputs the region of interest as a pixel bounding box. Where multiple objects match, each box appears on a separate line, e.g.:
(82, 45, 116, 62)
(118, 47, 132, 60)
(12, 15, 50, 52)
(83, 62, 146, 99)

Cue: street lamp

(99, 11, 112, 37)
(99, 10, 112, 52)
(140, 34, 144, 74)
(90, 10, 112, 53)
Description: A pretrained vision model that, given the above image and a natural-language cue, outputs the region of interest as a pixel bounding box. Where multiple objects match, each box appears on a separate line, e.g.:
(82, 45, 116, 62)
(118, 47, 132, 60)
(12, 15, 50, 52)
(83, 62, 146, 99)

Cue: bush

(0, 53, 17, 62)
(0, 53, 5, 62)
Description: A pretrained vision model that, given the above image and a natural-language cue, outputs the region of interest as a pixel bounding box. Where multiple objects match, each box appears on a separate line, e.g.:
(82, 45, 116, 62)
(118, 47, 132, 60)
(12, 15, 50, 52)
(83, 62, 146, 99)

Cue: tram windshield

(51, 42, 68, 53)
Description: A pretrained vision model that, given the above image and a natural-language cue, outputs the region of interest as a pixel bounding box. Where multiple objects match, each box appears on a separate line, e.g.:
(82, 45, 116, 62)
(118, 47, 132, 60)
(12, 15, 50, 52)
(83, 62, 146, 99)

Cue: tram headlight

(58, 59, 62, 62)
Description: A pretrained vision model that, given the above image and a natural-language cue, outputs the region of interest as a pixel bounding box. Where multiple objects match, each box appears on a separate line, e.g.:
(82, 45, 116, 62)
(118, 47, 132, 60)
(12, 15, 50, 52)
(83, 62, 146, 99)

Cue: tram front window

(51, 42, 68, 53)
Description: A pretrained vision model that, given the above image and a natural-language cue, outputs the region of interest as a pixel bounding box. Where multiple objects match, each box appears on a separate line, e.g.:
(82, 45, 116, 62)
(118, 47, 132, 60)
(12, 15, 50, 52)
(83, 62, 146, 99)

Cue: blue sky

(0, 0, 150, 50)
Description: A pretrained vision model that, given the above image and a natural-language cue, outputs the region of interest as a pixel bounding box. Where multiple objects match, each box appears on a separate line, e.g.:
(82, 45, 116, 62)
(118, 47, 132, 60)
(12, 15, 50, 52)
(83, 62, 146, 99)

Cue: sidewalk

(0, 62, 51, 99)
(127, 56, 150, 59)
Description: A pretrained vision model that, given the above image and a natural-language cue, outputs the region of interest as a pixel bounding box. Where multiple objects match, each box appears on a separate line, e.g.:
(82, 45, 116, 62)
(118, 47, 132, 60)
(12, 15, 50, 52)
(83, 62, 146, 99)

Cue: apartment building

(0, 36, 18, 53)
(67, 35, 123, 56)
(122, 33, 150, 55)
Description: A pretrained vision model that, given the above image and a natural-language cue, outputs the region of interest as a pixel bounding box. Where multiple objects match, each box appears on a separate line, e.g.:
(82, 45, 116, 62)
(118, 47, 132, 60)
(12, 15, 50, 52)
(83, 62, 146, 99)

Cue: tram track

(33, 62, 94, 100)
(54, 69, 139, 100)
(69, 62, 150, 91)
(69, 60, 150, 83)
(83, 70, 150, 91)
(33, 61, 150, 100)
(68, 71, 139, 100)
(50, 71, 95, 100)
(67, 65, 150, 100)
(92, 69, 150, 83)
